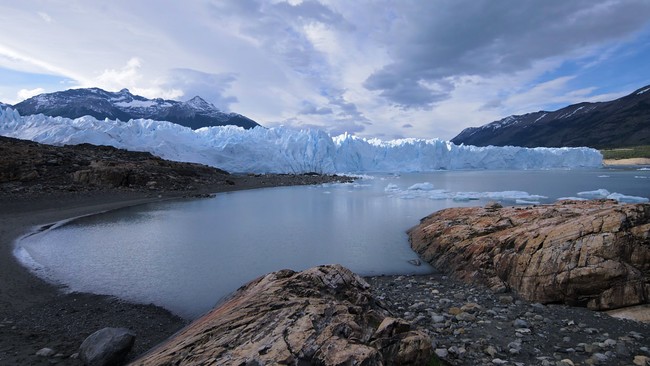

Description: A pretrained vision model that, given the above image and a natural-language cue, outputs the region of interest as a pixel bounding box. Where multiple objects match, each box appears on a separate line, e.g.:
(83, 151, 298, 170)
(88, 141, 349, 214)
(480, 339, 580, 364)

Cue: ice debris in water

(576, 189, 648, 203)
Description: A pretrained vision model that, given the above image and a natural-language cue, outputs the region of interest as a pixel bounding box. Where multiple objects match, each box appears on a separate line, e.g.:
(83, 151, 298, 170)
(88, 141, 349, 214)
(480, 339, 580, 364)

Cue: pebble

(633, 355, 649, 366)
(36, 348, 55, 357)
(365, 274, 650, 366)
(435, 348, 449, 358)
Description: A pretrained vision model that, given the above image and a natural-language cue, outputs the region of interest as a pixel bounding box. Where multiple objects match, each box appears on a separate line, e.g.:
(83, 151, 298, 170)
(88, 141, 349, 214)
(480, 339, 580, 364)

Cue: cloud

(164, 69, 239, 111)
(17, 87, 45, 101)
(299, 101, 333, 115)
(37, 12, 52, 23)
(96, 57, 144, 90)
(1, 1, 650, 140)
(364, 0, 650, 108)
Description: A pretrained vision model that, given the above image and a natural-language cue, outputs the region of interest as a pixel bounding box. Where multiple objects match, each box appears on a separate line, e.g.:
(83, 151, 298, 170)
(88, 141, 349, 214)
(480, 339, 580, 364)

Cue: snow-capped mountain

(452, 85, 650, 148)
(10, 88, 259, 130)
(0, 107, 602, 173)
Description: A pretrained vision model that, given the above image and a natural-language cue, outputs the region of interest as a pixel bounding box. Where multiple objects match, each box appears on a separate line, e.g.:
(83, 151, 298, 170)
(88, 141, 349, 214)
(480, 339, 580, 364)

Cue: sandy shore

(0, 177, 349, 365)
(603, 158, 650, 166)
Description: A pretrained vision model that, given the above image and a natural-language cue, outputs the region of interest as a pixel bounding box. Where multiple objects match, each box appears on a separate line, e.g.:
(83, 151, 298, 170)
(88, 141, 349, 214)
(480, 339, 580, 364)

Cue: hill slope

(451, 85, 650, 148)
(10, 88, 259, 130)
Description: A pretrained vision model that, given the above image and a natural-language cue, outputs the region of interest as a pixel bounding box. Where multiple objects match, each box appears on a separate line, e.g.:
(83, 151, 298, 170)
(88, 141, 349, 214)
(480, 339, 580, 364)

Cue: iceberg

(0, 107, 603, 174)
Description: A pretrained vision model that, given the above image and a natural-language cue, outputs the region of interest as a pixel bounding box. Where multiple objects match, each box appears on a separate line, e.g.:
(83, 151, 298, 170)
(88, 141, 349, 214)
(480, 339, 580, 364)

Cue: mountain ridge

(6, 88, 259, 130)
(451, 85, 650, 149)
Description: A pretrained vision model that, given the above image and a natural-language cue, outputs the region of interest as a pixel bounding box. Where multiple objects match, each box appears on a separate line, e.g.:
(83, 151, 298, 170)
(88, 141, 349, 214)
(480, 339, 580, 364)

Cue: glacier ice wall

(0, 108, 603, 173)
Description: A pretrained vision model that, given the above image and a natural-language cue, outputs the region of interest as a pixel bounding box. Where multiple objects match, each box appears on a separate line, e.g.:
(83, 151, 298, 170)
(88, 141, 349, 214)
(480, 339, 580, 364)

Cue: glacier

(0, 107, 603, 174)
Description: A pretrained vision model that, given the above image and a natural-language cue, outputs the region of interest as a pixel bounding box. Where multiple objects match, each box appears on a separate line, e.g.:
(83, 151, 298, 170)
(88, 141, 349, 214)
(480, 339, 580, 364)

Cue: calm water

(16, 169, 650, 319)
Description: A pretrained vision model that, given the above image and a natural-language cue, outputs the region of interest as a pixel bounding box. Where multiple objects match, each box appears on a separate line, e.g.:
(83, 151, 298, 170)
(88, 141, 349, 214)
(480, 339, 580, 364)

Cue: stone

(456, 312, 476, 322)
(36, 348, 55, 357)
(131, 265, 432, 365)
(408, 200, 650, 310)
(633, 355, 650, 365)
(485, 345, 498, 357)
(79, 327, 135, 366)
(513, 319, 529, 329)
(435, 348, 449, 358)
(558, 359, 575, 366)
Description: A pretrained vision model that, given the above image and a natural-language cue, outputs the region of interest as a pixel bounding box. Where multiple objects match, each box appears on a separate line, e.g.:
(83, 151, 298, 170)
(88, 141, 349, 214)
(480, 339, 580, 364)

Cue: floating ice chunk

(484, 191, 547, 201)
(638, 167, 650, 171)
(384, 184, 400, 193)
(606, 193, 649, 203)
(516, 199, 540, 205)
(428, 190, 452, 200)
(597, 175, 610, 178)
(556, 197, 588, 201)
(452, 192, 481, 201)
(577, 189, 610, 199)
(634, 176, 648, 179)
(407, 182, 434, 191)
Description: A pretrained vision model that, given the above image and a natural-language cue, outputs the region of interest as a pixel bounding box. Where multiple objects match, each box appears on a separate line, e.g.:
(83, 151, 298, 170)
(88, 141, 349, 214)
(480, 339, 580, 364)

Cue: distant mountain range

(5, 88, 259, 130)
(451, 85, 650, 149)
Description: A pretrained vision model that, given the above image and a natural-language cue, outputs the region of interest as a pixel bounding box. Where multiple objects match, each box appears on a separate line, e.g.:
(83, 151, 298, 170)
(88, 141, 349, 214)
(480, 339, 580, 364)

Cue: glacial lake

(15, 169, 650, 319)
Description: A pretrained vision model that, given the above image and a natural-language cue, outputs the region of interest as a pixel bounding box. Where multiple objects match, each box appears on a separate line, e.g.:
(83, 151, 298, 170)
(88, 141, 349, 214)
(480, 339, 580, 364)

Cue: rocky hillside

(0, 136, 351, 199)
(9, 88, 259, 129)
(452, 85, 650, 149)
(0, 136, 234, 196)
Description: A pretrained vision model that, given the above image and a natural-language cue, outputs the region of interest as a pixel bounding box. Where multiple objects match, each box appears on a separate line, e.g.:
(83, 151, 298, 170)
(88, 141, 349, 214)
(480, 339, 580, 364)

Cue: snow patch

(533, 113, 547, 123)
(114, 100, 158, 108)
(637, 87, 650, 95)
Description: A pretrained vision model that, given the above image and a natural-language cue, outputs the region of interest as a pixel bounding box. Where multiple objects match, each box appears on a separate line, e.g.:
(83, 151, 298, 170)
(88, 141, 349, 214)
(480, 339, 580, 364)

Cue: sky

(1, 0, 650, 140)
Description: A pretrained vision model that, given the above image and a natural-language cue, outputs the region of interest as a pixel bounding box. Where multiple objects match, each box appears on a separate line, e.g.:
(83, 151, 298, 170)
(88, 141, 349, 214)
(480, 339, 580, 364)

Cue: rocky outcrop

(131, 264, 433, 365)
(409, 200, 650, 310)
(0, 136, 352, 197)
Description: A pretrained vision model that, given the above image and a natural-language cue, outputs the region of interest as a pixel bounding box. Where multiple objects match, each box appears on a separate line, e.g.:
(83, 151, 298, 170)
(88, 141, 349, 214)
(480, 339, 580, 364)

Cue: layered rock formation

(409, 200, 650, 310)
(131, 264, 432, 365)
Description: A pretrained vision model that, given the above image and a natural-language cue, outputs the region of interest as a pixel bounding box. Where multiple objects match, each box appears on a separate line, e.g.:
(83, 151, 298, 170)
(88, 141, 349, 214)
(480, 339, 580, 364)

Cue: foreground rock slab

(131, 264, 432, 365)
(409, 200, 650, 310)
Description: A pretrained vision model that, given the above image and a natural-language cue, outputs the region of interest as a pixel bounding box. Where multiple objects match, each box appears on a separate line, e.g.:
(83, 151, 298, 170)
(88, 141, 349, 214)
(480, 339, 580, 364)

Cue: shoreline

(0, 177, 350, 365)
(602, 157, 650, 166)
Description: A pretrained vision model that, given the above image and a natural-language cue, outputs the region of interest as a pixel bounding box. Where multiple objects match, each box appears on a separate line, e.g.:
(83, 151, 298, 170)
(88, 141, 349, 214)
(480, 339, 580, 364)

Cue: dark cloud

(165, 68, 238, 111)
(299, 101, 333, 115)
(209, 0, 350, 77)
(365, 0, 650, 108)
(402, 123, 413, 128)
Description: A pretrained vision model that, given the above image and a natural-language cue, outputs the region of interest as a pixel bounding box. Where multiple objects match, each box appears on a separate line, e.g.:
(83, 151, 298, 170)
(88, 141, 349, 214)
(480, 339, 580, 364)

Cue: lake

(15, 168, 650, 319)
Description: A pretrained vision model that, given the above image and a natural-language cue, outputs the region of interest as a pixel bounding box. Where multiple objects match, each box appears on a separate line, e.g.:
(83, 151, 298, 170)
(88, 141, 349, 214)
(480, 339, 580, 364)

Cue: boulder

(131, 264, 432, 365)
(409, 200, 650, 310)
(79, 327, 135, 366)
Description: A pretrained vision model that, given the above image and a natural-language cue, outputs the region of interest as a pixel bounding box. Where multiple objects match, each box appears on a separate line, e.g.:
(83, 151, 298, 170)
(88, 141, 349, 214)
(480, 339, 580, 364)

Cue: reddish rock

(409, 200, 650, 310)
(131, 264, 432, 365)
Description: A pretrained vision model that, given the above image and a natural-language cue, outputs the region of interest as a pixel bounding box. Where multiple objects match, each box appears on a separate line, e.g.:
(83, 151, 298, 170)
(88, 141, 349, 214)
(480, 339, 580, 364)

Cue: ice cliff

(0, 108, 603, 174)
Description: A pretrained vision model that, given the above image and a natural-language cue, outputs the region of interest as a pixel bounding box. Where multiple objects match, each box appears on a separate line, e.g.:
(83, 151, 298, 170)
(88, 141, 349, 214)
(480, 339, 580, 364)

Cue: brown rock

(409, 200, 650, 310)
(131, 264, 432, 365)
